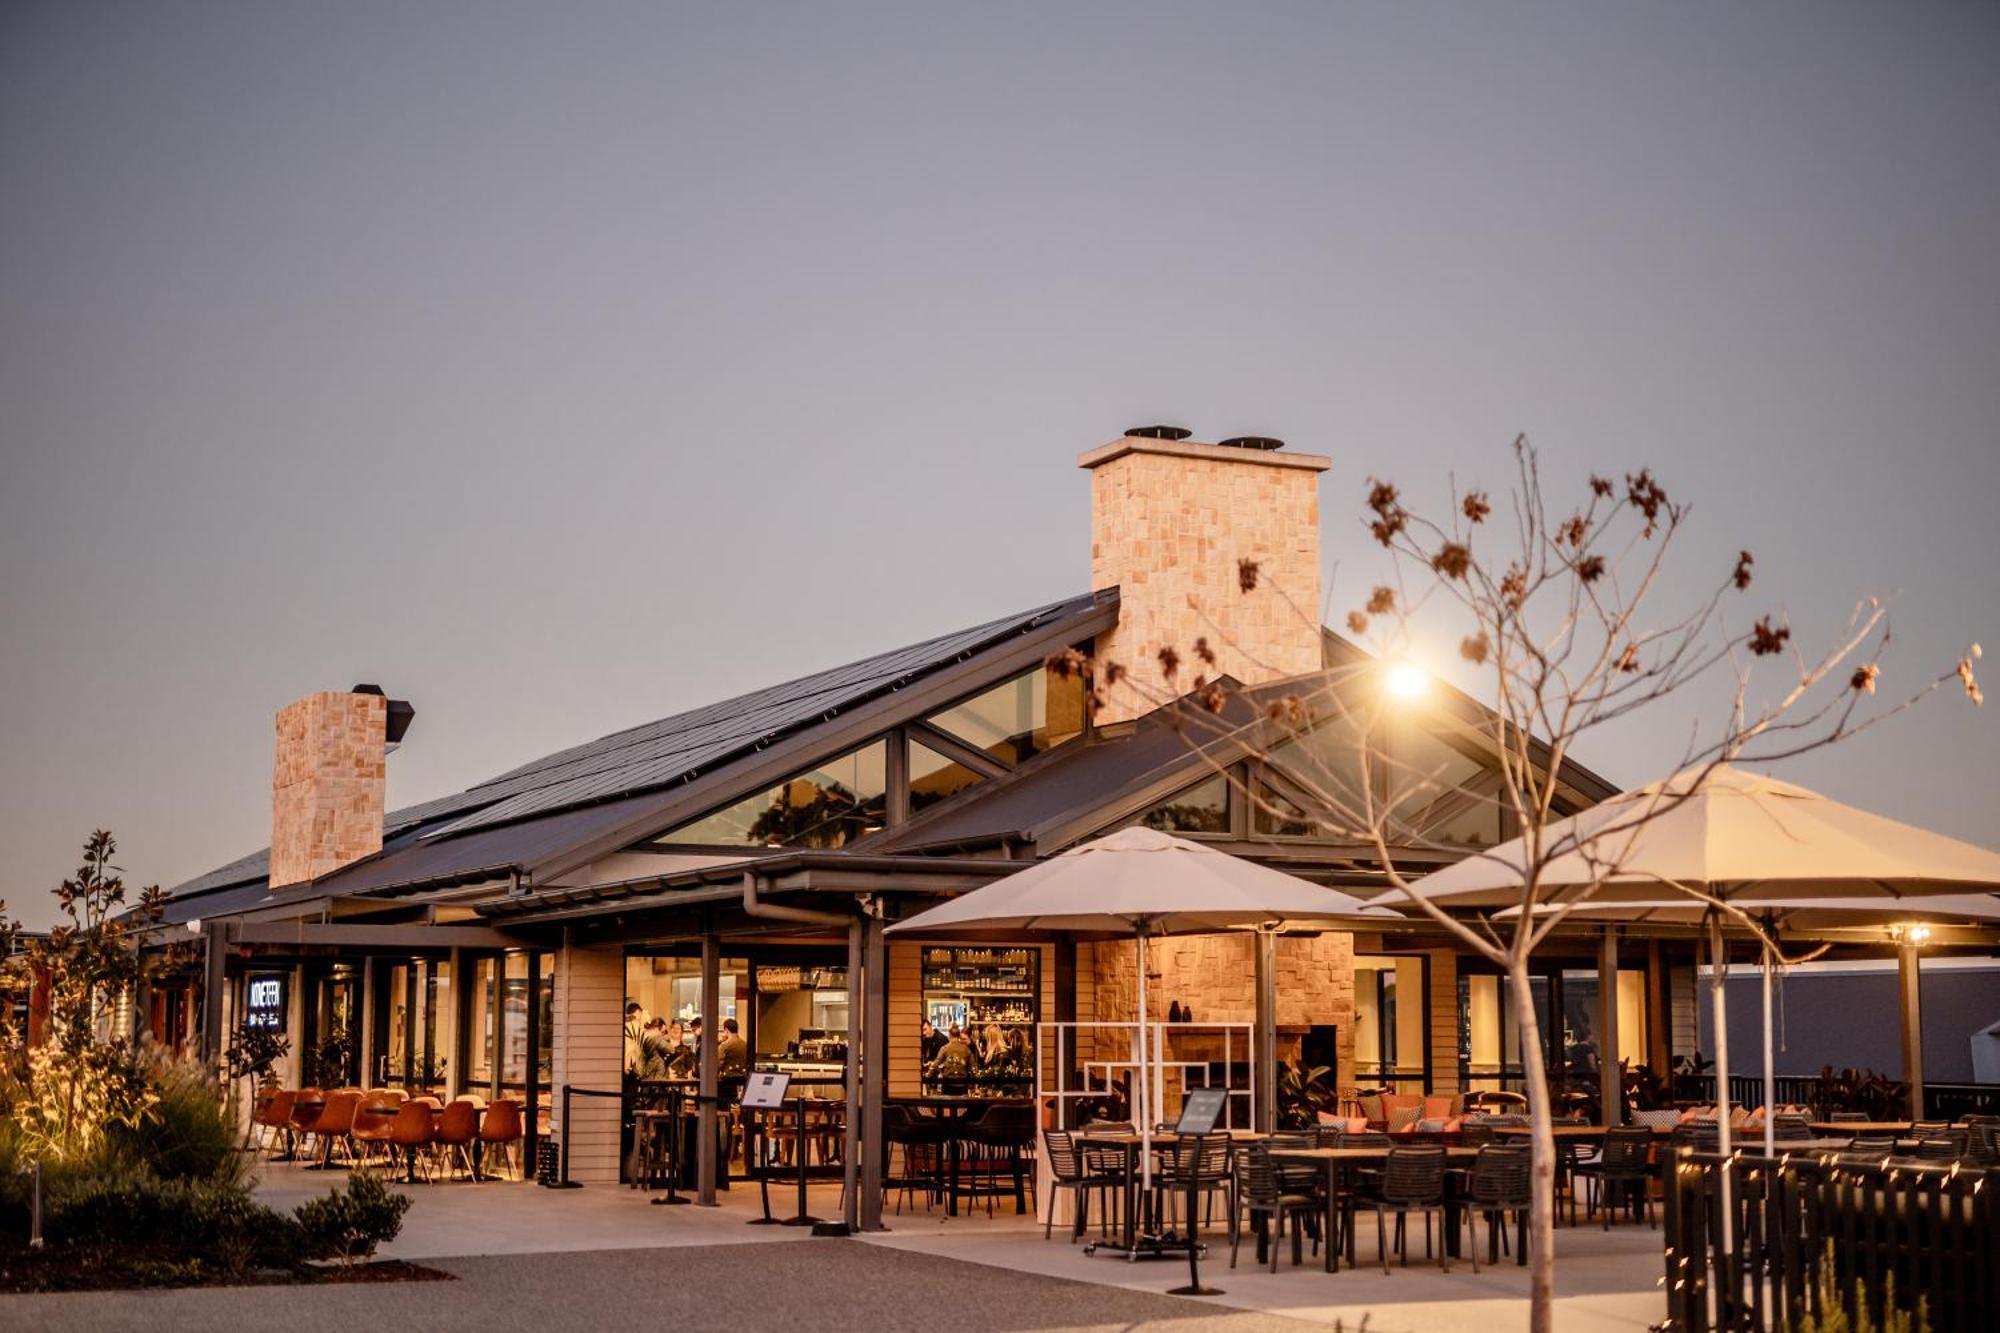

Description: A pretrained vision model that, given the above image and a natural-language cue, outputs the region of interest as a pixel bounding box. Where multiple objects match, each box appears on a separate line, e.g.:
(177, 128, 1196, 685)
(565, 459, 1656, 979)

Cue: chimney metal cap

(1123, 424, 1192, 441)
(1217, 436, 1285, 452)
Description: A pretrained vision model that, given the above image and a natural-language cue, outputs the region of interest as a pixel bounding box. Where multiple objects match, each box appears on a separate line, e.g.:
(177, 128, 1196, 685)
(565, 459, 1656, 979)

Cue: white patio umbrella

(885, 825, 1396, 1194)
(1406, 764, 2000, 1251)
(1501, 894, 2000, 1154)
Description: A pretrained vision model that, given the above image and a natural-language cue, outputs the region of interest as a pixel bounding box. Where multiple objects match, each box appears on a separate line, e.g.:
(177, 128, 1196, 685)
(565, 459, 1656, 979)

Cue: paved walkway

(6, 1161, 1671, 1331)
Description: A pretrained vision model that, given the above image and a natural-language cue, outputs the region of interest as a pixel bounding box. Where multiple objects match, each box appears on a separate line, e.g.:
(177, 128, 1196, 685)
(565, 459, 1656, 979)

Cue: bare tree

(1055, 437, 1979, 1332)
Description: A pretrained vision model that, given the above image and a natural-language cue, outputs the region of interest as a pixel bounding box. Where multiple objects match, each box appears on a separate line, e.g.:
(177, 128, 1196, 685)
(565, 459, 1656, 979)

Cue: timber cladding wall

(552, 940, 625, 1184)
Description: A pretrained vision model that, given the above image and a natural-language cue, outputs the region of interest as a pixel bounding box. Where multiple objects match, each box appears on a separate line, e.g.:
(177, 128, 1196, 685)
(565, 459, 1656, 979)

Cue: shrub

(292, 1170, 410, 1266)
(106, 1051, 242, 1185)
(41, 1169, 300, 1279)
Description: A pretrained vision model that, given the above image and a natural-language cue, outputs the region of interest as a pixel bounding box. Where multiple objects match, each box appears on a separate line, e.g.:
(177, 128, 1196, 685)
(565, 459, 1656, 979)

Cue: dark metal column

(446, 946, 466, 1099)
(199, 921, 228, 1067)
(1898, 942, 1925, 1122)
(859, 914, 889, 1231)
(359, 956, 377, 1086)
(842, 918, 863, 1231)
(1054, 937, 1077, 1130)
(1253, 930, 1277, 1132)
(697, 928, 721, 1205)
(524, 950, 542, 1165)
(1598, 928, 1623, 1125)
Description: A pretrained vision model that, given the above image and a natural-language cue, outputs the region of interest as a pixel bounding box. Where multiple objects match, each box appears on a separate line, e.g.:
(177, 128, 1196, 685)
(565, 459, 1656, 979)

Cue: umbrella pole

(1708, 914, 1734, 1259)
(1761, 947, 1776, 1158)
(1136, 927, 1152, 1197)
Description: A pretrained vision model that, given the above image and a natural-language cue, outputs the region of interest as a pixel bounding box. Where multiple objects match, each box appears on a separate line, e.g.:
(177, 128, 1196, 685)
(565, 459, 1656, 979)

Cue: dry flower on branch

(1749, 616, 1791, 657)
(1576, 554, 1607, 583)
(1194, 636, 1216, 667)
(1850, 663, 1879, 694)
(1462, 490, 1491, 524)
(1346, 611, 1369, 635)
(1237, 557, 1260, 593)
(1366, 585, 1396, 615)
(1461, 632, 1490, 665)
(1433, 542, 1471, 579)
(1589, 474, 1614, 498)
(1157, 646, 1180, 681)
(1366, 480, 1410, 547)
(1733, 550, 1755, 591)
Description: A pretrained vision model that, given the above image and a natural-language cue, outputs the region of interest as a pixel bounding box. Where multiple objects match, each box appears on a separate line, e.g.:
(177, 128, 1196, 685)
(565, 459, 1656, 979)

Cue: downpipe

(741, 870, 852, 927)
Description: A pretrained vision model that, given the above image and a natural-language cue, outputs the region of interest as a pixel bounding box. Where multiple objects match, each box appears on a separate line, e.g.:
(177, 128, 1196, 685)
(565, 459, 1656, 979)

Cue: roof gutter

(741, 869, 852, 927)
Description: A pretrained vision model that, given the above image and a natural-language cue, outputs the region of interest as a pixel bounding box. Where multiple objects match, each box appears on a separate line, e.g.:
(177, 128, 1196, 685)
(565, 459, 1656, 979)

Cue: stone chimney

(1081, 429, 1330, 723)
(269, 688, 394, 888)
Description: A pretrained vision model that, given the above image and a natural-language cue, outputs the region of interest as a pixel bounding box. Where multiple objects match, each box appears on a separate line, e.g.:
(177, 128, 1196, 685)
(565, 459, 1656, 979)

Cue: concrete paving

(3, 1159, 1671, 1331)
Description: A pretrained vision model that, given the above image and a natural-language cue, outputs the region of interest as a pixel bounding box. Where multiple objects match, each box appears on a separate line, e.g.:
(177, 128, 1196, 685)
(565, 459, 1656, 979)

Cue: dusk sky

(4, 3, 1996, 930)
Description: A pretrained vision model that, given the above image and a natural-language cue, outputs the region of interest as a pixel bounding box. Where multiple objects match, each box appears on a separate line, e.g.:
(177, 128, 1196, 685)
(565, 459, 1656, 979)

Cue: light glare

(1386, 661, 1429, 700)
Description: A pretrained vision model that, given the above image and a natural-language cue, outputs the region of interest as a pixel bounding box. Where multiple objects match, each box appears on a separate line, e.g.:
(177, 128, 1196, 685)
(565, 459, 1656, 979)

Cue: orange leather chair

(435, 1096, 485, 1181)
(350, 1089, 406, 1166)
(253, 1088, 296, 1155)
(309, 1089, 363, 1167)
(389, 1097, 441, 1182)
(478, 1099, 526, 1182)
(287, 1087, 327, 1159)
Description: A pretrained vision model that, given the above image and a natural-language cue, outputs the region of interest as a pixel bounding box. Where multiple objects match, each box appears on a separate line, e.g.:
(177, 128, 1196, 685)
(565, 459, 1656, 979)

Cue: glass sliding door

(1354, 955, 1429, 1093)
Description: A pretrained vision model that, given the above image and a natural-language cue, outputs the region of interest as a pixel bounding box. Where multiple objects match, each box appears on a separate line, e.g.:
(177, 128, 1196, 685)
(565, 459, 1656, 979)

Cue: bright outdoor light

(1385, 661, 1429, 701)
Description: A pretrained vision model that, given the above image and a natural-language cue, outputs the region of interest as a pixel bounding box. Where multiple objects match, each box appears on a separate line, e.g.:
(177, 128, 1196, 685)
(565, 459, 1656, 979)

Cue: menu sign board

(1174, 1087, 1229, 1136)
(741, 1071, 793, 1109)
(245, 974, 286, 1030)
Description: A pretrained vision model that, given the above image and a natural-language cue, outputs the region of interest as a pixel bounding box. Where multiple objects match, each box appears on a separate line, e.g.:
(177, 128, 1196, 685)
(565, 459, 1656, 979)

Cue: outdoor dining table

(1268, 1146, 1482, 1274)
(1075, 1129, 1267, 1259)
(897, 1097, 1030, 1217)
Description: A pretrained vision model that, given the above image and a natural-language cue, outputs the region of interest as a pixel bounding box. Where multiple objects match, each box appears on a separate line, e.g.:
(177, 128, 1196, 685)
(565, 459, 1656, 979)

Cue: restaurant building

(151, 428, 1789, 1226)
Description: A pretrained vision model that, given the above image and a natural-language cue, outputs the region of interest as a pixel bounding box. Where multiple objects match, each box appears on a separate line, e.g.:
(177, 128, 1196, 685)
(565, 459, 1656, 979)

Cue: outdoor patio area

(246, 1160, 1670, 1332)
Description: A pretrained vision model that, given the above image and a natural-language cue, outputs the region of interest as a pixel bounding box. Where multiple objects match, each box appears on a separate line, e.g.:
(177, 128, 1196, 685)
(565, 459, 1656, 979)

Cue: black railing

(1661, 1149, 2000, 1333)
(1924, 1082, 2000, 1122)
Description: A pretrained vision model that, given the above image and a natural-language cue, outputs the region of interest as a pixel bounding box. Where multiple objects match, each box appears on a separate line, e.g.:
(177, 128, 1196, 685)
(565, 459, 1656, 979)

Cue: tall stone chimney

(1082, 429, 1330, 723)
(269, 688, 395, 888)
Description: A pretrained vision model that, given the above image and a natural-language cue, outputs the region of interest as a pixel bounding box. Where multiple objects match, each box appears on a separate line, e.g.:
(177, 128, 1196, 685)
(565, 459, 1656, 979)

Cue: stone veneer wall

(269, 690, 387, 888)
(1082, 437, 1330, 724)
(1090, 931, 1358, 1099)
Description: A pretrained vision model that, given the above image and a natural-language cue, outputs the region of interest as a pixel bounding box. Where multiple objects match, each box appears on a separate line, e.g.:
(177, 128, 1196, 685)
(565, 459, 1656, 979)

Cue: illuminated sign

(246, 975, 286, 1029)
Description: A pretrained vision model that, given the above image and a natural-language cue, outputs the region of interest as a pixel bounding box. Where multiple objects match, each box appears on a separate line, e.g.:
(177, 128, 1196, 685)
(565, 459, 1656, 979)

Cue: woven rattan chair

(1359, 1144, 1450, 1272)
(1462, 1143, 1531, 1271)
(1232, 1143, 1318, 1272)
(1572, 1127, 1655, 1229)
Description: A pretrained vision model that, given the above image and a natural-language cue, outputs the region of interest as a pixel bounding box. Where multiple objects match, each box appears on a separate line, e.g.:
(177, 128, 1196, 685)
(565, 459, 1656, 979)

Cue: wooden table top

(1493, 1124, 1672, 1139)
(1270, 1146, 1482, 1162)
(1809, 1122, 1913, 1133)
(1074, 1129, 1267, 1147)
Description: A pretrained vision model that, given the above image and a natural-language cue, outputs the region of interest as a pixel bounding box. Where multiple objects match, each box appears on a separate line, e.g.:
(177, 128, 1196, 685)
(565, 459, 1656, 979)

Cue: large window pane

(910, 739, 983, 812)
(654, 741, 888, 848)
(502, 953, 530, 1086)
(468, 956, 496, 1086)
(925, 666, 1083, 767)
(1138, 774, 1229, 834)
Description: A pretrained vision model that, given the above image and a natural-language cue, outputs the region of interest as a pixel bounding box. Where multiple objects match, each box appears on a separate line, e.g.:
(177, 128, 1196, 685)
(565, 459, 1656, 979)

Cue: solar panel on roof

(165, 591, 1109, 898)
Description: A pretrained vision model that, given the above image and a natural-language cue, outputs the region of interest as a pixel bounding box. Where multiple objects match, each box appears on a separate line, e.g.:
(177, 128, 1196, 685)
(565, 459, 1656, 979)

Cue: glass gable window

(910, 739, 983, 812)
(1138, 774, 1230, 835)
(925, 665, 1084, 767)
(1264, 711, 1372, 821)
(1252, 781, 1317, 837)
(654, 741, 888, 848)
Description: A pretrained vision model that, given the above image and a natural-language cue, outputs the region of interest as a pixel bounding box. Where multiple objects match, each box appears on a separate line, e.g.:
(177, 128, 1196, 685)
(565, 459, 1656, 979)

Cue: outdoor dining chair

(253, 1088, 296, 1156)
(1157, 1133, 1233, 1237)
(883, 1103, 945, 1216)
(1572, 1127, 1654, 1229)
(1359, 1144, 1450, 1273)
(478, 1099, 525, 1181)
(388, 1098, 439, 1182)
(1231, 1142, 1318, 1273)
(1041, 1129, 1121, 1241)
(1845, 1135, 1898, 1158)
(1461, 1143, 1531, 1272)
(1913, 1133, 1967, 1163)
(435, 1096, 484, 1180)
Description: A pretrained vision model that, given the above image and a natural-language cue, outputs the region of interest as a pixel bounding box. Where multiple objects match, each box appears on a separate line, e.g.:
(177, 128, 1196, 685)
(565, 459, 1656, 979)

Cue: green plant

(223, 1023, 290, 1093)
(108, 1050, 242, 1185)
(292, 1169, 410, 1266)
(307, 1031, 354, 1089)
(1277, 1061, 1337, 1129)
(42, 1169, 300, 1280)
(1797, 1249, 1929, 1333)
